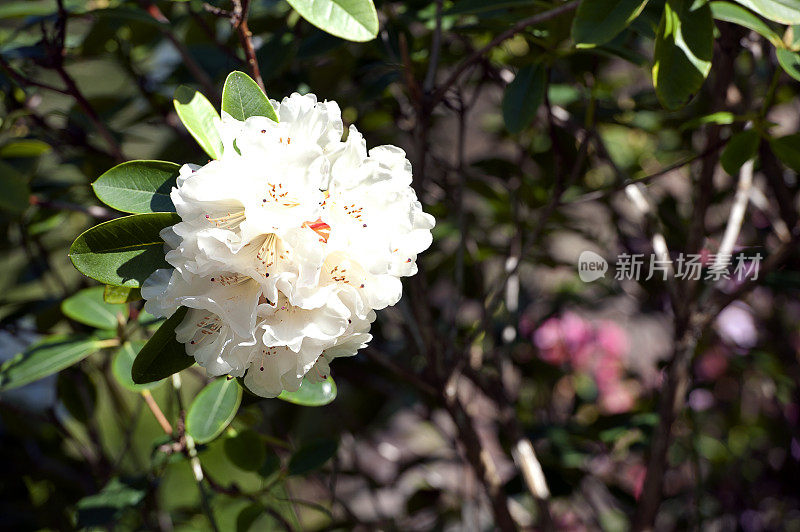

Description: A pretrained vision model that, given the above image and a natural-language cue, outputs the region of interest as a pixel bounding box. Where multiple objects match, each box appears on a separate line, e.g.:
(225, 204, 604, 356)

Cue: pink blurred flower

(714, 302, 757, 350)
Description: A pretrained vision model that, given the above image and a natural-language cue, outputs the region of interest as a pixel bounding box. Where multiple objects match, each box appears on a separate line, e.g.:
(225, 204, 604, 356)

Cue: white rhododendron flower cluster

(142, 94, 434, 397)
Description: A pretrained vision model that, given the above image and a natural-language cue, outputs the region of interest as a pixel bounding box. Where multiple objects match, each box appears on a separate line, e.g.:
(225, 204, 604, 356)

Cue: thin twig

(430, 0, 579, 105)
(231, 0, 265, 91)
(715, 159, 754, 263)
(141, 390, 173, 435)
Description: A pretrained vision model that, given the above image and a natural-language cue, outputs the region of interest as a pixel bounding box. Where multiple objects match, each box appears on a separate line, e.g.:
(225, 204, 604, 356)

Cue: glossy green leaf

(572, 0, 649, 46)
(103, 285, 142, 304)
(62, 286, 128, 329)
(502, 63, 547, 134)
(770, 133, 800, 172)
(733, 0, 800, 24)
(173, 85, 224, 160)
(221, 71, 278, 123)
(652, 0, 714, 110)
(710, 2, 782, 46)
(0, 335, 103, 391)
(277, 377, 337, 406)
(131, 307, 192, 384)
(777, 48, 800, 82)
(113, 341, 163, 392)
(288, 438, 338, 475)
(68, 213, 179, 288)
(186, 377, 243, 444)
(224, 429, 266, 471)
(721, 130, 760, 175)
(92, 160, 179, 214)
(286, 0, 379, 42)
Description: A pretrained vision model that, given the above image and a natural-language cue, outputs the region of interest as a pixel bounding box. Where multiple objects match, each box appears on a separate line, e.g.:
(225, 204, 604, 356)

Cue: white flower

(142, 92, 434, 397)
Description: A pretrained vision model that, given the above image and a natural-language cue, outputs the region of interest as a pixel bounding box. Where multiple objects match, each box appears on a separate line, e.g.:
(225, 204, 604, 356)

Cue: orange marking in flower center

(304, 218, 331, 243)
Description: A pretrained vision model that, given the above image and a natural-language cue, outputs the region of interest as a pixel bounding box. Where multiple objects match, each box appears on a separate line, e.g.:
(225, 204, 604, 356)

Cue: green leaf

(103, 284, 142, 304)
(777, 48, 800, 82)
(68, 212, 179, 288)
(572, 0, 649, 46)
(76, 477, 147, 528)
(502, 63, 547, 134)
(62, 286, 128, 329)
(710, 2, 782, 46)
(286, 0, 379, 42)
(721, 130, 760, 175)
(0, 161, 30, 214)
(57, 369, 97, 423)
(113, 341, 163, 392)
(277, 377, 337, 406)
(733, 0, 800, 24)
(288, 438, 338, 475)
(131, 307, 192, 384)
(186, 377, 243, 444)
(173, 85, 224, 160)
(652, 0, 714, 110)
(92, 160, 179, 214)
(224, 429, 267, 471)
(770, 133, 800, 172)
(0, 335, 103, 391)
(221, 71, 278, 123)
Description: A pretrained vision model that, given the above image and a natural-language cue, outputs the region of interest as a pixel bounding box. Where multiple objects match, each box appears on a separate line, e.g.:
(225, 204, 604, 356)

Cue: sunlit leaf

(103, 285, 142, 304)
(286, 0, 379, 42)
(62, 286, 128, 329)
(710, 2, 782, 46)
(92, 160, 179, 214)
(652, 0, 713, 110)
(733, 0, 800, 24)
(277, 377, 337, 406)
(0, 335, 103, 391)
(68, 213, 179, 288)
(186, 377, 242, 444)
(173, 85, 224, 160)
(221, 71, 278, 122)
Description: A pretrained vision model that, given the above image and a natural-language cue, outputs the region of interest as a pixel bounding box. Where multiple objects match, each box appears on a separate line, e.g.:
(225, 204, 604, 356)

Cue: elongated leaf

(69, 213, 179, 288)
(721, 130, 760, 175)
(0, 335, 102, 391)
(777, 48, 800, 82)
(652, 0, 714, 110)
(186, 377, 242, 444)
(104, 285, 142, 304)
(572, 0, 649, 46)
(76, 477, 147, 528)
(113, 341, 163, 392)
(733, 0, 800, 24)
(92, 160, 179, 214)
(221, 71, 278, 123)
(278, 377, 337, 406)
(173, 85, 224, 160)
(502, 63, 547, 134)
(288, 439, 338, 475)
(62, 286, 128, 329)
(131, 307, 191, 384)
(770, 133, 800, 172)
(286, 0, 379, 42)
(710, 2, 782, 46)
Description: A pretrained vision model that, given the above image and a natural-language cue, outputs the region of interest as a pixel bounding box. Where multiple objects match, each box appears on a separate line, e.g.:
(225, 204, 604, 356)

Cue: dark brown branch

(231, 0, 265, 91)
